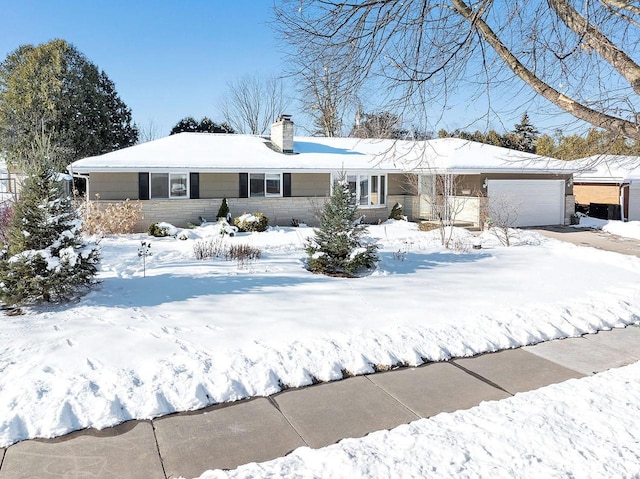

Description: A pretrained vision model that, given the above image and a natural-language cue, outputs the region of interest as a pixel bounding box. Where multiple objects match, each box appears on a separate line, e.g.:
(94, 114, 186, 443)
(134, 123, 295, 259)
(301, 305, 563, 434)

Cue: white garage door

(487, 179, 565, 227)
(629, 181, 640, 221)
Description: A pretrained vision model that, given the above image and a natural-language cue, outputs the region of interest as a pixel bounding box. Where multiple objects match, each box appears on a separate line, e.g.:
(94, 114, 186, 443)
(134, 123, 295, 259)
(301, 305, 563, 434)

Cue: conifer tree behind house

(0, 166, 100, 305)
(306, 178, 379, 276)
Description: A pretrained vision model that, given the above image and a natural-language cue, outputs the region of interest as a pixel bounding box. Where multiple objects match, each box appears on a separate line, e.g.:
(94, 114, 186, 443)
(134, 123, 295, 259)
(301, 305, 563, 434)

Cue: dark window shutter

(190, 173, 200, 199)
(283, 173, 292, 197)
(138, 172, 149, 200)
(239, 173, 248, 198)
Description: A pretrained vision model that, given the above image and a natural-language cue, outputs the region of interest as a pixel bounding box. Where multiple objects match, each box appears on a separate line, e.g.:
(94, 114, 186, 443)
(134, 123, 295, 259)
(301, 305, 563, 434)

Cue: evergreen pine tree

(216, 197, 230, 220)
(306, 179, 379, 276)
(0, 164, 100, 305)
(0, 39, 138, 170)
(512, 113, 539, 153)
(170, 117, 199, 135)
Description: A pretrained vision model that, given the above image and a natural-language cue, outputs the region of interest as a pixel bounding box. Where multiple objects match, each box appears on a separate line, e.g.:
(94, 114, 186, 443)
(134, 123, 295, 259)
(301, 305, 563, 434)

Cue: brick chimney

(270, 114, 294, 153)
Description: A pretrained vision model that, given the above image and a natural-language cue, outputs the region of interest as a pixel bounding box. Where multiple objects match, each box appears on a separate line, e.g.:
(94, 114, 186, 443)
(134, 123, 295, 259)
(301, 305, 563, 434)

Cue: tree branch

(548, 0, 640, 95)
(451, 0, 640, 140)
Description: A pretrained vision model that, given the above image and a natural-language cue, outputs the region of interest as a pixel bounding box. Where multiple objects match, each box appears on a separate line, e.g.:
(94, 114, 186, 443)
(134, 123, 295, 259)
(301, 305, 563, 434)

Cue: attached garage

(487, 179, 565, 227)
(628, 180, 640, 221)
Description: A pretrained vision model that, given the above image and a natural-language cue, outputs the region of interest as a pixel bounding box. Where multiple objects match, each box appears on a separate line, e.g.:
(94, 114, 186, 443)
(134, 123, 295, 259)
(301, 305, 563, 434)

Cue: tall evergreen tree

(0, 39, 138, 169)
(170, 116, 235, 135)
(0, 134, 100, 305)
(306, 178, 378, 277)
(512, 113, 539, 153)
(170, 116, 199, 135)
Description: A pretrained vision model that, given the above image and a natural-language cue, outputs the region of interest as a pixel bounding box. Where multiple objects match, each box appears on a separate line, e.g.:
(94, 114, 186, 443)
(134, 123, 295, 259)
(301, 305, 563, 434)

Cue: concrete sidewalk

(1, 325, 639, 479)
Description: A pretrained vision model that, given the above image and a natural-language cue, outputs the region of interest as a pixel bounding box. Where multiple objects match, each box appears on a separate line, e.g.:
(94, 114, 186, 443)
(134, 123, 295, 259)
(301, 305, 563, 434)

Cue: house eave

(414, 167, 577, 175)
(68, 166, 401, 175)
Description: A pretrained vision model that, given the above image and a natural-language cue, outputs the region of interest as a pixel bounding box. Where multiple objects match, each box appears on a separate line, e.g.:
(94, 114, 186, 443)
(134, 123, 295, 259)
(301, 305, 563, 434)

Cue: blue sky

(0, 1, 578, 138)
(0, 1, 287, 136)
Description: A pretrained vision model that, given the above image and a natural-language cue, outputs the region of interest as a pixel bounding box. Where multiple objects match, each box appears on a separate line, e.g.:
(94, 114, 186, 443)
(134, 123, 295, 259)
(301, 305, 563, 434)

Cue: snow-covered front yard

(2, 220, 640, 449)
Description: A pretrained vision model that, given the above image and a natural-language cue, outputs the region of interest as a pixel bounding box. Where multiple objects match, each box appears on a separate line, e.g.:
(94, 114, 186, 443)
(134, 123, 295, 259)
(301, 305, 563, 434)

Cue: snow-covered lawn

(575, 215, 640, 240)
(2, 221, 640, 447)
(199, 360, 640, 479)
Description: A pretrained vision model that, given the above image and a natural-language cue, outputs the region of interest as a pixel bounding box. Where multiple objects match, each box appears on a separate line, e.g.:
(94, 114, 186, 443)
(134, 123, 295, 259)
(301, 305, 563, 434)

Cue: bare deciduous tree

(220, 74, 286, 135)
(137, 119, 160, 143)
(351, 110, 404, 139)
(274, 1, 640, 142)
(487, 194, 520, 247)
(299, 59, 357, 136)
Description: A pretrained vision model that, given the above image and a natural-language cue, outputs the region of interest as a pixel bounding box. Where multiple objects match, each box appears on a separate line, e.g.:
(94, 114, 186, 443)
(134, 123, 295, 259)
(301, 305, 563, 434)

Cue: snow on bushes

(0, 167, 100, 305)
(82, 197, 142, 235)
(306, 179, 379, 277)
(234, 213, 268, 232)
(148, 222, 179, 237)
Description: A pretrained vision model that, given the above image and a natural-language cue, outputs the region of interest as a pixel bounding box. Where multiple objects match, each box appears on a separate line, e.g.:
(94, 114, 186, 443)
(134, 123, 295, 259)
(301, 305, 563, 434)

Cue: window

(338, 173, 386, 207)
(347, 175, 357, 205)
(250, 173, 265, 197)
(150, 173, 188, 199)
(266, 174, 281, 196)
(359, 177, 369, 206)
(248, 173, 282, 197)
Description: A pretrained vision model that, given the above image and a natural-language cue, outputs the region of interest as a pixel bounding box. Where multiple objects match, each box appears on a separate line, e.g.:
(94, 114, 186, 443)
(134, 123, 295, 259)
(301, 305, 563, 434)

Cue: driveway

(530, 225, 640, 258)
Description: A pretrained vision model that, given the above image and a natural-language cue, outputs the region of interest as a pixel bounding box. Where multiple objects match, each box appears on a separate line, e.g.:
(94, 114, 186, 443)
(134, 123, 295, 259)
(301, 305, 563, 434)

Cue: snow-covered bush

(306, 179, 379, 277)
(193, 238, 261, 266)
(226, 244, 262, 268)
(234, 212, 268, 232)
(0, 166, 100, 305)
(82, 197, 142, 235)
(216, 219, 237, 236)
(216, 197, 231, 221)
(148, 222, 177, 237)
(418, 221, 439, 232)
(193, 237, 225, 260)
(388, 202, 404, 220)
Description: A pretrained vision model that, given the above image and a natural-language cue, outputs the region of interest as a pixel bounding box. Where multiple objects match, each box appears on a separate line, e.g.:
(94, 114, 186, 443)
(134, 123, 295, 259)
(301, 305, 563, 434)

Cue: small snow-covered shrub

(217, 197, 231, 221)
(225, 244, 262, 268)
(388, 202, 404, 220)
(193, 238, 261, 267)
(234, 212, 268, 232)
(217, 219, 237, 236)
(176, 230, 192, 241)
(147, 222, 176, 237)
(83, 197, 143, 235)
(418, 221, 439, 232)
(193, 237, 225, 260)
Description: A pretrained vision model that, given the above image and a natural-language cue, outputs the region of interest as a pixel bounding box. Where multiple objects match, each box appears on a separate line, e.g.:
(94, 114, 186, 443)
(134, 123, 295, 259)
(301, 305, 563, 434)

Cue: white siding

(629, 181, 640, 221)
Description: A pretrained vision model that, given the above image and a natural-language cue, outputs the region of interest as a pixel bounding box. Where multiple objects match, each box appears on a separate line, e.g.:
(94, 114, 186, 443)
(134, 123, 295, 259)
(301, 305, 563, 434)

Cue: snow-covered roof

(573, 155, 640, 183)
(68, 133, 578, 175)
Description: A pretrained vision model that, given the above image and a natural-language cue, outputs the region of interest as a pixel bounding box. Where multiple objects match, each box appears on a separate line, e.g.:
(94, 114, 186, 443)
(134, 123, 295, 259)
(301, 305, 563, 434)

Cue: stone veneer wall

(92, 195, 421, 232)
(564, 195, 575, 225)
